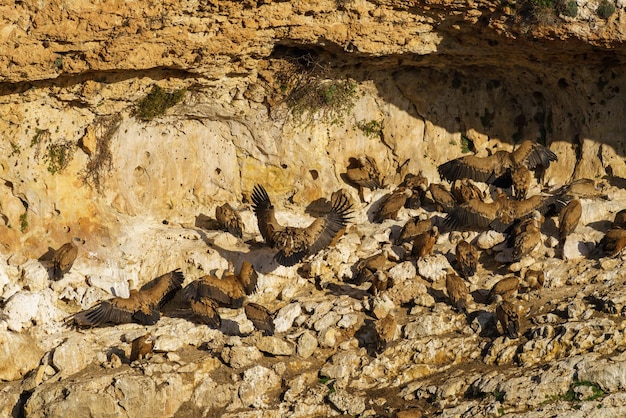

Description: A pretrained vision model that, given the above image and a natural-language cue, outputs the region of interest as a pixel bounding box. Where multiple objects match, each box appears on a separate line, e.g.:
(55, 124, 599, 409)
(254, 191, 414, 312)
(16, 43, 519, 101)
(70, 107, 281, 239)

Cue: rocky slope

(1, 0, 626, 416)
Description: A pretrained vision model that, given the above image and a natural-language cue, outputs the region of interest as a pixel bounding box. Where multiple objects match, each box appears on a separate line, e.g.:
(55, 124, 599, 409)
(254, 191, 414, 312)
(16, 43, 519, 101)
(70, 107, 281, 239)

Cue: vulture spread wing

(189, 298, 221, 328)
(511, 140, 557, 170)
(185, 275, 246, 308)
(438, 152, 510, 184)
(251, 184, 282, 247)
(69, 292, 160, 327)
(443, 199, 502, 231)
(138, 269, 185, 309)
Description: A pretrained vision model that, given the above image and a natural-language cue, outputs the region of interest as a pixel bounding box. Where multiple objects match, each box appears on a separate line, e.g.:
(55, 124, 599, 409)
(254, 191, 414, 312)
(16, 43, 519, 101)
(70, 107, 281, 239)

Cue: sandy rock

(2, 291, 41, 332)
(327, 389, 366, 415)
(238, 365, 281, 408)
(563, 237, 592, 260)
(221, 345, 263, 369)
(476, 230, 506, 250)
(153, 334, 185, 353)
(313, 311, 340, 332)
(254, 336, 294, 356)
(371, 294, 396, 319)
(387, 261, 416, 283)
(297, 331, 318, 359)
(404, 314, 464, 338)
(416, 254, 450, 282)
(191, 376, 237, 413)
(0, 330, 44, 382)
(318, 327, 339, 348)
(20, 259, 49, 291)
(274, 302, 302, 333)
(337, 313, 361, 329)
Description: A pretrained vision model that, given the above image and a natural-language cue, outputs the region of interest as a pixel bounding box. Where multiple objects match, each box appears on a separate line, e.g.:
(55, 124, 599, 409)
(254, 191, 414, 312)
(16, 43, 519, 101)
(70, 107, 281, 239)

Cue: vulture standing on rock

(443, 191, 567, 233)
(244, 302, 275, 336)
(496, 300, 520, 339)
(429, 183, 456, 213)
(558, 199, 582, 246)
(451, 179, 484, 205)
(445, 272, 469, 313)
(252, 184, 353, 266)
(488, 276, 520, 303)
(512, 165, 532, 200)
(345, 156, 382, 201)
(68, 269, 185, 327)
(455, 240, 479, 278)
(373, 187, 413, 223)
(215, 202, 244, 238)
(438, 139, 557, 187)
(411, 226, 439, 259)
(52, 237, 85, 280)
(396, 215, 432, 245)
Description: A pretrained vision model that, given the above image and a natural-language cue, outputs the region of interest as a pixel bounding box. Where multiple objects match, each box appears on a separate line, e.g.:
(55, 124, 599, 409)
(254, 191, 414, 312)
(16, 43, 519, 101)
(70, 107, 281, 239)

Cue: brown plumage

(188, 297, 221, 328)
(496, 300, 519, 339)
(601, 228, 626, 256)
(353, 252, 388, 285)
(438, 140, 557, 186)
(396, 216, 432, 245)
(488, 276, 520, 303)
(251, 184, 353, 266)
(512, 165, 531, 200)
(613, 209, 626, 229)
(446, 272, 469, 313)
(400, 172, 429, 209)
(69, 269, 185, 327)
(523, 269, 545, 291)
(443, 192, 566, 232)
(554, 178, 608, 200)
(215, 202, 243, 238)
(245, 302, 275, 336)
(373, 187, 412, 223)
(429, 183, 456, 213)
(238, 261, 258, 295)
(451, 179, 484, 204)
(455, 240, 479, 278)
(558, 199, 582, 244)
(512, 220, 542, 261)
(412, 226, 439, 258)
(130, 333, 154, 362)
(375, 313, 397, 353)
(368, 271, 393, 296)
(345, 156, 382, 191)
(52, 237, 85, 280)
(184, 273, 246, 309)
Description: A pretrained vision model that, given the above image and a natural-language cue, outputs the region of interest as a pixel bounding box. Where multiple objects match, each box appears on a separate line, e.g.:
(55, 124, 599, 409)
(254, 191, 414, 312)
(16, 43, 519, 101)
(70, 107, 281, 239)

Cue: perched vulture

(512, 217, 542, 261)
(215, 202, 243, 238)
(488, 276, 520, 303)
(353, 252, 389, 285)
(451, 179, 484, 205)
(345, 156, 382, 198)
(512, 165, 531, 200)
(553, 178, 608, 200)
(443, 192, 566, 232)
(496, 300, 520, 339)
(368, 271, 393, 296)
(130, 333, 154, 362)
(373, 187, 413, 223)
(184, 290, 222, 329)
(396, 215, 432, 245)
(455, 240, 479, 278)
(411, 226, 439, 259)
(182, 262, 258, 310)
(244, 302, 275, 336)
(523, 269, 545, 291)
(52, 237, 85, 280)
(400, 172, 429, 209)
(375, 313, 397, 354)
(445, 272, 469, 314)
(252, 184, 353, 266)
(601, 228, 626, 256)
(68, 269, 185, 327)
(558, 199, 582, 245)
(438, 140, 557, 186)
(429, 183, 456, 213)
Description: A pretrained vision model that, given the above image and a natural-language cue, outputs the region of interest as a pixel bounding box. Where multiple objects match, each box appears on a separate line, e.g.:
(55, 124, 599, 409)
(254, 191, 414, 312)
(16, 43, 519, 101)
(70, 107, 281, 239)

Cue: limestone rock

(238, 365, 281, 408)
(297, 331, 318, 359)
(327, 389, 366, 415)
(274, 303, 302, 333)
(0, 330, 44, 382)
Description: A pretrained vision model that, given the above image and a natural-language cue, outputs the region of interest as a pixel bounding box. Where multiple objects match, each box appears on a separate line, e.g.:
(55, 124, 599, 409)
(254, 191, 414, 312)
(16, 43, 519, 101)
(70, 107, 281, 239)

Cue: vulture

(553, 178, 608, 200)
(244, 302, 275, 336)
(353, 252, 389, 285)
(396, 215, 432, 245)
(182, 261, 258, 310)
(345, 156, 382, 200)
(373, 187, 413, 223)
(438, 139, 557, 187)
(488, 276, 520, 303)
(251, 185, 353, 266)
(613, 208, 626, 229)
(375, 313, 397, 354)
(411, 226, 439, 259)
(558, 199, 582, 246)
(182, 285, 222, 329)
(601, 228, 626, 256)
(215, 202, 243, 238)
(400, 172, 429, 209)
(443, 191, 566, 232)
(68, 269, 185, 327)
(512, 216, 542, 261)
(451, 179, 484, 205)
(512, 165, 531, 200)
(496, 300, 520, 339)
(52, 237, 85, 280)
(445, 272, 469, 314)
(523, 269, 545, 291)
(130, 333, 154, 362)
(429, 183, 456, 213)
(455, 240, 479, 278)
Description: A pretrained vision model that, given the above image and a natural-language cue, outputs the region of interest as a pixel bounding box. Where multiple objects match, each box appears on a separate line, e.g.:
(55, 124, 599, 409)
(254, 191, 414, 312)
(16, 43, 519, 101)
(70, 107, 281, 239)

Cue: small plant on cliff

(596, 0, 615, 19)
(357, 119, 383, 139)
(44, 140, 74, 174)
(289, 78, 358, 126)
(19, 213, 28, 232)
(558, 0, 578, 17)
(9, 141, 21, 157)
(133, 85, 186, 121)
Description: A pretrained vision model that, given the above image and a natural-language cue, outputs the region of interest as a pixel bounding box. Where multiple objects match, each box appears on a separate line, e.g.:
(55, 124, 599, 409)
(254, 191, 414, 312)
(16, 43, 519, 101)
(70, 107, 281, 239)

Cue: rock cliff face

(1, 0, 626, 416)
